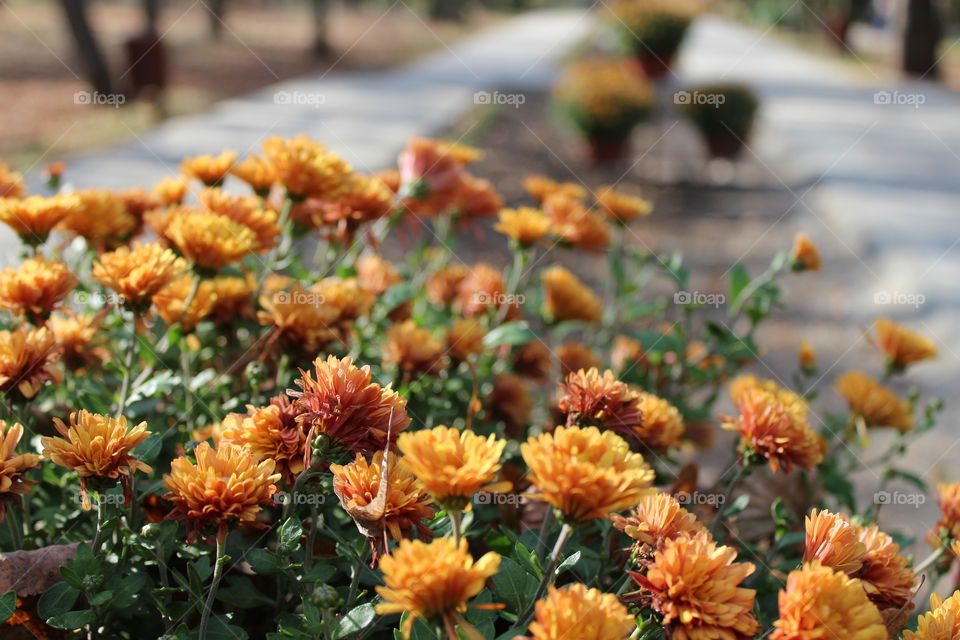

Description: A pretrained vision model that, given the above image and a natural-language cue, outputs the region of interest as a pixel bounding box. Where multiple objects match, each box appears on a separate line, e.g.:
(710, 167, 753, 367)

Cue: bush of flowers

(0, 138, 953, 640)
(607, 0, 702, 77)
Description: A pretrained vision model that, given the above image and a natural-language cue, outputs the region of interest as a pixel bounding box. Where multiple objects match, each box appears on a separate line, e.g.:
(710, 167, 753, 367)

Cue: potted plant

(552, 58, 654, 164)
(678, 83, 760, 159)
(608, 0, 701, 78)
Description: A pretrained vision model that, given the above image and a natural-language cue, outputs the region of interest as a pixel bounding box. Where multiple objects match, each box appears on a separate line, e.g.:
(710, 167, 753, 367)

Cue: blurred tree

(902, 0, 941, 76)
(59, 0, 113, 94)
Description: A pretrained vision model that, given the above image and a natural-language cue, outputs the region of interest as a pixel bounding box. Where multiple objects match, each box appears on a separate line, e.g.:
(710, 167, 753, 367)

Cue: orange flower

(728, 374, 807, 422)
(262, 135, 352, 199)
(198, 187, 280, 253)
(523, 176, 586, 203)
(557, 367, 643, 437)
(207, 274, 255, 324)
(0, 327, 62, 399)
(521, 583, 634, 640)
(376, 537, 500, 640)
(611, 335, 646, 374)
(116, 186, 162, 222)
(541, 266, 602, 323)
(544, 194, 611, 252)
(153, 176, 189, 206)
(397, 425, 508, 510)
(634, 391, 685, 451)
(456, 263, 516, 318)
(152, 275, 218, 332)
(93, 242, 184, 308)
(180, 150, 237, 186)
(61, 189, 137, 247)
(398, 138, 478, 202)
(495, 207, 551, 246)
(314, 277, 375, 327)
(41, 410, 152, 509)
(928, 482, 960, 546)
(835, 370, 913, 433)
(356, 253, 402, 295)
(165, 210, 256, 272)
(384, 320, 448, 377)
(798, 340, 816, 370)
(556, 342, 601, 377)
(0, 164, 25, 198)
(513, 340, 553, 380)
(230, 154, 277, 195)
(803, 509, 866, 575)
(0, 194, 79, 245)
(595, 186, 652, 224)
(257, 283, 338, 352)
(49, 312, 107, 368)
(871, 317, 937, 371)
(521, 425, 654, 524)
(455, 174, 502, 221)
(790, 232, 821, 271)
(771, 562, 886, 640)
(163, 441, 280, 541)
(324, 173, 395, 228)
(488, 373, 532, 434)
(445, 318, 486, 362)
(611, 491, 704, 553)
(428, 265, 469, 307)
(0, 421, 41, 522)
(0, 256, 77, 320)
(631, 531, 759, 640)
(857, 523, 916, 611)
(902, 591, 960, 640)
(220, 397, 305, 486)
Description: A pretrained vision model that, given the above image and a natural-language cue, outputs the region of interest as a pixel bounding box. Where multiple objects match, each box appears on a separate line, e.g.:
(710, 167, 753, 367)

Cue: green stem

(91, 495, 106, 555)
(535, 507, 555, 561)
(914, 545, 946, 574)
(115, 313, 139, 418)
(6, 507, 22, 549)
(517, 523, 573, 628)
(198, 536, 227, 640)
(709, 465, 749, 537)
(449, 510, 463, 546)
(346, 545, 369, 609)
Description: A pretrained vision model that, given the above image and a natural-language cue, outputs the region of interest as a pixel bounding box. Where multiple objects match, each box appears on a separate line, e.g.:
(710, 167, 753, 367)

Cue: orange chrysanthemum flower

(728, 374, 808, 422)
(611, 491, 704, 553)
(445, 318, 486, 363)
(513, 340, 553, 380)
(456, 263, 516, 318)
(595, 186, 652, 224)
(804, 509, 866, 575)
(634, 391, 685, 451)
(771, 562, 886, 640)
(495, 207, 551, 246)
(152, 275, 218, 332)
(0, 256, 77, 320)
(520, 583, 634, 640)
(544, 194, 611, 252)
(790, 232, 821, 271)
(153, 176, 189, 206)
(397, 426, 508, 510)
(165, 210, 256, 272)
(198, 187, 279, 253)
(0, 327, 62, 399)
(384, 320, 448, 377)
(330, 451, 434, 544)
(49, 312, 107, 368)
(0, 194, 79, 245)
(356, 253, 402, 295)
(398, 138, 478, 202)
(60, 189, 137, 247)
(376, 537, 500, 640)
(163, 441, 280, 541)
(489, 373, 532, 434)
(455, 174, 502, 221)
(611, 335, 646, 373)
(521, 425, 654, 524)
(428, 265, 469, 307)
(257, 283, 338, 352)
(523, 176, 586, 203)
(630, 531, 759, 640)
(208, 274, 256, 324)
(798, 340, 816, 370)
(289, 355, 410, 462)
(557, 367, 643, 437)
(0, 164, 25, 198)
(314, 276, 375, 327)
(93, 242, 184, 308)
(41, 410, 152, 509)
(180, 150, 237, 186)
(835, 370, 913, 433)
(0, 421, 41, 522)
(928, 482, 960, 546)
(902, 591, 960, 640)
(857, 523, 916, 611)
(541, 266, 602, 324)
(220, 397, 305, 486)
(262, 135, 352, 199)
(230, 154, 277, 195)
(556, 342, 601, 377)
(871, 317, 937, 371)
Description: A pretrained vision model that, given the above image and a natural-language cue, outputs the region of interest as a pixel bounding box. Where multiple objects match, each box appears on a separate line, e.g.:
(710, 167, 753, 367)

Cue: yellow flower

(384, 320, 448, 377)
(262, 135, 352, 199)
(803, 509, 866, 575)
(153, 176, 189, 206)
(0, 194, 79, 245)
(595, 186, 652, 224)
(557, 367, 643, 437)
(495, 207, 551, 246)
(835, 370, 913, 433)
(522, 584, 634, 640)
(314, 277, 375, 328)
(541, 266, 602, 324)
(0, 327, 62, 399)
(208, 274, 256, 324)
(180, 150, 237, 186)
(523, 175, 586, 203)
(0, 421, 41, 522)
(634, 391, 685, 451)
(871, 317, 937, 371)
(152, 275, 218, 332)
(798, 340, 816, 370)
(41, 410, 152, 509)
(49, 312, 107, 368)
(60, 189, 137, 247)
(790, 232, 821, 271)
(163, 441, 280, 541)
(445, 318, 486, 362)
(198, 187, 280, 253)
(611, 491, 704, 553)
(397, 425, 508, 510)
(376, 537, 500, 640)
(0, 164, 25, 198)
(220, 398, 305, 486)
(521, 425, 654, 524)
(92, 242, 185, 308)
(0, 256, 77, 320)
(633, 531, 759, 640)
(165, 210, 256, 272)
(230, 154, 277, 194)
(771, 562, 886, 640)
(903, 591, 960, 640)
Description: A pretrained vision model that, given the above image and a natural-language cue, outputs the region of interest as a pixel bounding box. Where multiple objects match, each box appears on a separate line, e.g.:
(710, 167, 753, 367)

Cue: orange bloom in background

(314, 277, 375, 329)
(384, 320, 448, 377)
(771, 562, 886, 640)
(456, 263, 516, 318)
(152, 275, 218, 332)
(198, 187, 280, 253)
(495, 206, 551, 246)
(153, 176, 189, 206)
(262, 135, 352, 199)
(0, 256, 77, 320)
(0, 327, 62, 399)
(790, 232, 821, 271)
(49, 312, 108, 367)
(804, 509, 866, 575)
(595, 185, 652, 224)
(857, 523, 916, 611)
(871, 317, 937, 371)
(93, 242, 184, 308)
(220, 397, 305, 486)
(0, 421, 41, 522)
(445, 317, 486, 362)
(376, 537, 500, 640)
(928, 482, 960, 545)
(397, 425, 508, 510)
(180, 150, 237, 186)
(835, 370, 913, 433)
(521, 425, 654, 524)
(545, 194, 611, 252)
(611, 491, 704, 553)
(163, 441, 279, 541)
(330, 451, 434, 544)
(0, 164, 25, 198)
(455, 174, 502, 220)
(632, 531, 759, 640)
(289, 355, 410, 460)
(513, 340, 553, 380)
(633, 391, 685, 452)
(797, 340, 816, 370)
(230, 154, 277, 195)
(116, 186, 162, 222)
(556, 341, 601, 377)
(522, 583, 634, 640)
(902, 591, 960, 640)
(728, 374, 808, 422)
(541, 266, 602, 324)
(557, 367, 643, 436)
(257, 283, 338, 352)
(488, 373, 532, 433)
(523, 175, 586, 203)
(165, 210, 256, 272)
(428, 264, 469, 307)
(208, 274, 256, 324)
(723, 388, 825, 472)
(61, 189, 137, 246)
(397, 138, 479, 203)
(42, 410, 152, 509)
(0, 194, 79, 244)
(356, 253, 402, 295)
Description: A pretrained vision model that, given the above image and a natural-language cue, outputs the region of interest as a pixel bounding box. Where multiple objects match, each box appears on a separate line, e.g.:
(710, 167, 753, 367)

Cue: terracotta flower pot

(634, 51, 676, 79)
(704, 131, 747, 159)
(587, 136, 630, 165)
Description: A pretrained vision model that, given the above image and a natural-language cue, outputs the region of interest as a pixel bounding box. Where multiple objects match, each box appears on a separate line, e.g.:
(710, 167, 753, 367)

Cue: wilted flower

(595, 186, 652, 224)
(0, 256, 77, 320)
(804, 509, 866, 575)
(556, 342, 601, 377)
(835, 370, 913, 433)
(49, 312, 108, 368)
(198, 187, 280, 253)
(611, 491, 704, 554)
(521, 425, 654, 524)
(153, 176, 189, 206)
(163, 441, 279, 541)
(494, 207, 550, 246)
(230, 154, 277, 195)
(634, 391, 685, 452)
(93, 242, 184, 309)
(630, 531, 759, 640)
(376, 537, 500, 640)
(557, 367, 643, 436)
(61, 189, 137, 247)
(0, 327, 62, 399)
(384, 320, 448, 377)
(397, 425, 508, 510)
(220, 397, 305, 486)
(152, 275, 218, 332)
(0, 194, 78, 245)
(902, 591, 960, 640)
(42, 410, 152, 509)
(445, 318, 486, 363)
(427, 264, 469, 307)
(871, 317, 937, 372)
(180, 150, 237, 186)
(520, 583, 634, 640)
(523, 175, 586, 203)
(790, 232, 821, 271)
(771, 562, 886, 640)
(0, 164, 25, 198)
(262, 135, 352, 199)
(541, 266, 602, 324)
(0, 421, 41, 522)
(165, 210, 256, 272)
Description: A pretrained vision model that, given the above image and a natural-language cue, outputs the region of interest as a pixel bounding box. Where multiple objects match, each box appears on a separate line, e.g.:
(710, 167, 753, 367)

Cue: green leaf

(728, 263, 750, 306)
(555, 550, 581, 575)
(247, 548, 289, 575)
(279, 517, 304, 553)
(490, 557, 538, 614)
(0, 591, 16, 621)
(483, 321, 536, 348)
(334, 603, 376, 638)
(88, 590, 112, 607)
(38, 582, 81, 620)
(724, 494, 751, 518)
(217, 577, 275, 609)
(47, 609, 95, 629)
(380, 282, 415, 313)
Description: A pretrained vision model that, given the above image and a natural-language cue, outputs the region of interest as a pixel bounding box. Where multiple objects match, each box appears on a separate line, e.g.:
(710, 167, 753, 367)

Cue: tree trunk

(902, 0, 941, 77)
(143, 0, 160, 34)
(58, 0, 113, 95)
(429, 0, 467, 22)
(312, 0, 331, 57)
(208, 0, 226, 40)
